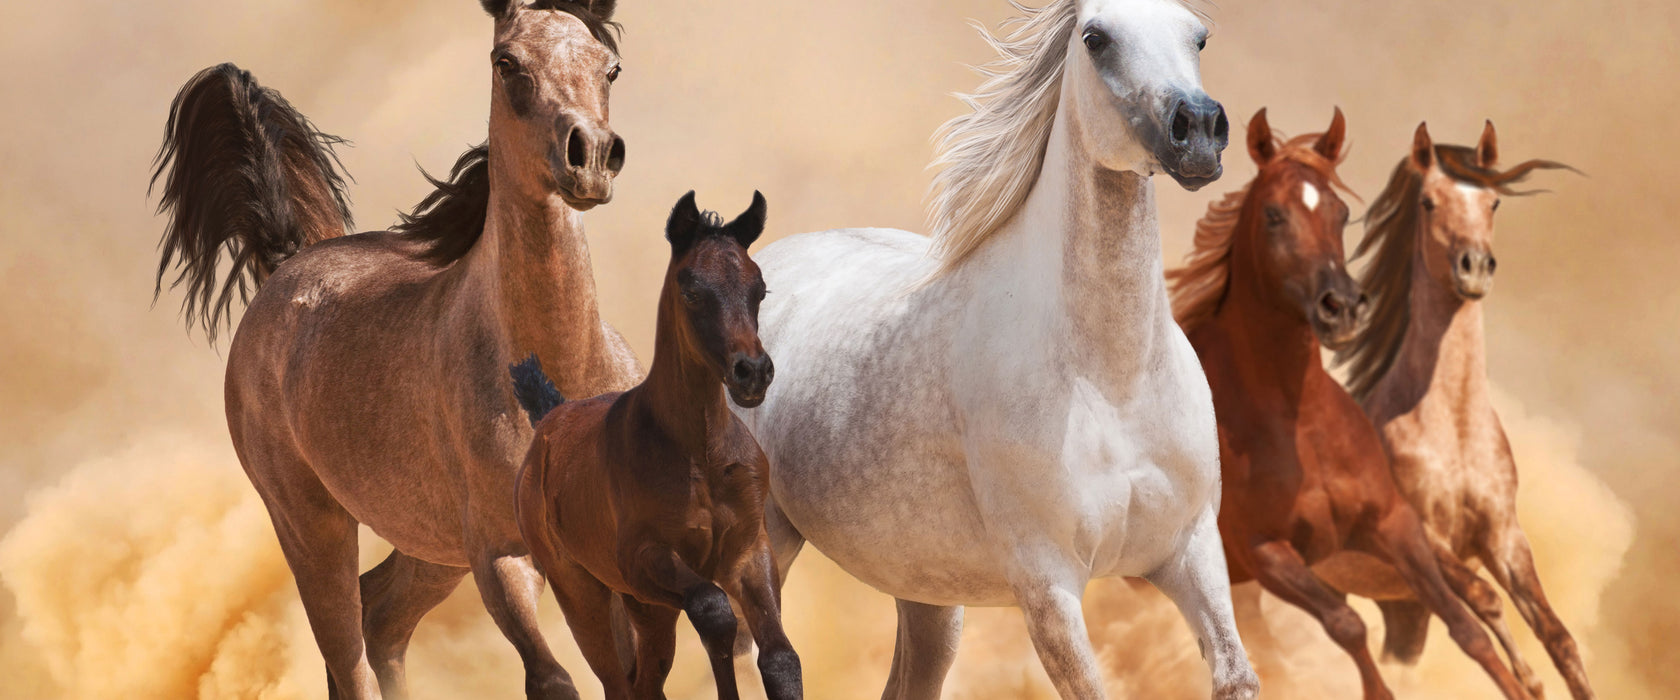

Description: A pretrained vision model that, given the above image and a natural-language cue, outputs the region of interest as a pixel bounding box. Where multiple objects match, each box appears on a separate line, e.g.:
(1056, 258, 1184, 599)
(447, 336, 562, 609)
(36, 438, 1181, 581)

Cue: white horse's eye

(1082, 29, 1110, 53)
(1196, 36, 1208, 51)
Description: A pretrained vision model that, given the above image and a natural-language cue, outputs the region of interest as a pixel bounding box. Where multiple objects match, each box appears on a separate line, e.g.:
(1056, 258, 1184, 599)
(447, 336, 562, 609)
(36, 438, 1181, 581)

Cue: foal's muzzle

(1155, 92, 1229, 191)
(725, 351, 774, 408)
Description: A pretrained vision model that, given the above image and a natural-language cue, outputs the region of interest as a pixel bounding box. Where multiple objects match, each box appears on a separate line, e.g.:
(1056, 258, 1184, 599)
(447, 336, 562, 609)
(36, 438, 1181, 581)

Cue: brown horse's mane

(395, 1, 620, 265)
(1166, 131, 1353, 330)
(1334, 145, 1573, 399)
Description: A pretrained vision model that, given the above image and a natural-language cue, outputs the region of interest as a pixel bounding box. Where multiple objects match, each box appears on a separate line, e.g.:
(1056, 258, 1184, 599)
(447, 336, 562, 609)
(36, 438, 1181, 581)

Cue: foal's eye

(681, 290, 702, 307)
(607, 65, 621, 83)
(1083, 29, 1110, 53)
(1421, 197, 1435, 212)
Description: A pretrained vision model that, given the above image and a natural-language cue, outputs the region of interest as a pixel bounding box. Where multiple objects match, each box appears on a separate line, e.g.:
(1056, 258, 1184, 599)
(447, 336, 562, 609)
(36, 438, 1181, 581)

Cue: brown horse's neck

(463, 159, 613, 399)
(1385, 248, 1491, 415)
(634, 283, 730, 454)
(1207, 247, 1324, 410)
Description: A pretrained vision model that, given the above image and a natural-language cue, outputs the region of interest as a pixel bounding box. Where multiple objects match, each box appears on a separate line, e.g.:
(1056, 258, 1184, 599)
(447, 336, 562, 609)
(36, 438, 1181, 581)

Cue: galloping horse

(1330, 122, 1591, 698)
(512, 192, 801, 700)
(148, 1, 635, 697)
(734, 1, 1258, 697)
(1167, 108, 1530, 700)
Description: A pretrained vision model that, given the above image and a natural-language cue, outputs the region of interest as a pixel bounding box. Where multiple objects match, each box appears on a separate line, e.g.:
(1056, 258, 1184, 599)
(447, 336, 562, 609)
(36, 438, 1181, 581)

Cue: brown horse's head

(1241, 107, 1365, 349)
(664, 191, 773, 407)
(482, 0, 624, 210)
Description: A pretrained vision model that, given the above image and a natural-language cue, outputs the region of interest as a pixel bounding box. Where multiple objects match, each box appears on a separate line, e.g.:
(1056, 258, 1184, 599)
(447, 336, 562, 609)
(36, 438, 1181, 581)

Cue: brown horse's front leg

(627, 546, 741, 700)
(722, 546, 804, 700)
(1482, 525, 1596, 700)
(1363, 507, 1531, 700)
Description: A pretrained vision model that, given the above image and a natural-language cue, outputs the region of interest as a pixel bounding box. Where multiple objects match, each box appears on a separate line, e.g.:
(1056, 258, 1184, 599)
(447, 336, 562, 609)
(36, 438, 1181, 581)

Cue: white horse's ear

(1247, 108, 1275, 166)
(666, 191, 702, 249)
(1410, 122, 1435, 171)
(723, 191, 767, 249)
(1476, 120, 1499, 168)
(1314, 107, 1346, 162)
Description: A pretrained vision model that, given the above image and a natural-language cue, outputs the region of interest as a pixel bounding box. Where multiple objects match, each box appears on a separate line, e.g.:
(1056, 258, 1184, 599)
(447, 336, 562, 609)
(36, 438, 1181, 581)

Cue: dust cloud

(1, 0, 1674, 698)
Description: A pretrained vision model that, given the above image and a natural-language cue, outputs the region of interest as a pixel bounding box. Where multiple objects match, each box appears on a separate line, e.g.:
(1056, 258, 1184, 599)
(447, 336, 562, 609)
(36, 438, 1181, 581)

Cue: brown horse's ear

(479, 0, 516, 18)
(1476, 120, 1499, 168)
(1410, 122, 1435, 171)
(1314, 107, 1347, 161)
(666, 190, 703, 250)
(583, 0, 616, 21)
(723, 191, 768, 249)
(1247, 108, 1275, 166)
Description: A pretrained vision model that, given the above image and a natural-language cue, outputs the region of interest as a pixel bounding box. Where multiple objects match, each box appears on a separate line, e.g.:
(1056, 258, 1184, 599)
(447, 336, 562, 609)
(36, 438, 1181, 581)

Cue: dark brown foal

(512, 191, 801, 700)
(1167, 108, 1529, 700)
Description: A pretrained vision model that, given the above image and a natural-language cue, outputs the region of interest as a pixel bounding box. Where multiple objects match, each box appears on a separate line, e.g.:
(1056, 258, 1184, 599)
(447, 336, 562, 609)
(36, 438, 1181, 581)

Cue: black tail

(510, 354, 566, 425)
(150, 63, 355, 341)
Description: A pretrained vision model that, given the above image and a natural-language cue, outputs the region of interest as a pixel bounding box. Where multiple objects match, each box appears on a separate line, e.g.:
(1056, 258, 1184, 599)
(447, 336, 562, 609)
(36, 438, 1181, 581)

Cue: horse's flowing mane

(926, 0, 1079, 276)
(1166, 131, 1354, 329)
(395, 144, 492, 264)
(1334, 145, 1574, 399)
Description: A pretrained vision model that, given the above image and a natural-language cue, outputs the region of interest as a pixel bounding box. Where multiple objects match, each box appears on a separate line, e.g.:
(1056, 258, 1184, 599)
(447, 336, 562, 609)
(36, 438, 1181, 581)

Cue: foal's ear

(1314, 107, 1347, 161)
(1476, 119, 1499, 168)
(666, 191, 703, 250)
(722, 191, 768, 249)
(1410, 122, 1435, 171)
(1246, 108, 1276, 166)
(479, 0, 517, 18)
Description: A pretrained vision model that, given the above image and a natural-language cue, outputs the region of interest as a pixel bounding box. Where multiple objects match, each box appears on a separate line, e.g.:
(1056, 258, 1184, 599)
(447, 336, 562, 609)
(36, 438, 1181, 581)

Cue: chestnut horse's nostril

(1319, 292, 1342, 317)
(566, 127, 586, 169)
(1171, 102, 1192, 144)
(606, 134, 626, 174)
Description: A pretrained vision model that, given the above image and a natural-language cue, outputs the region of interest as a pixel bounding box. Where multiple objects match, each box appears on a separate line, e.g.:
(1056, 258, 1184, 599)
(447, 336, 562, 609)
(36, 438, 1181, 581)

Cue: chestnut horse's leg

(627, 548, 741, 700)
(1246, 540, 1392, 700)
(359, 550, 469, 699)
(1427, 541, 1547, 698)
(620, 595, 680, 700)
(722, 547, 803, 700)
(1144, 511, 1260, 700)
(879, 600, 963, 700)
(1482, 525, 1596, 700)
(1361, 508, 1531, 700)
(471, 548, 586, 700)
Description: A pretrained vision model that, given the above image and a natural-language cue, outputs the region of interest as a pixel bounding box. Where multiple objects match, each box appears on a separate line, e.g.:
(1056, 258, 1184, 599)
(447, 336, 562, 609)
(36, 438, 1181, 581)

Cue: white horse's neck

(462, 161, 610, 397)
(951, 86, 1171, 380)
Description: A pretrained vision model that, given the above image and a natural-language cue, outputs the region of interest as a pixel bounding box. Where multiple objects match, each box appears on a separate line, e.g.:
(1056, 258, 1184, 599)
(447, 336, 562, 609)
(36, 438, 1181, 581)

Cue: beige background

(0, 0, 1674, 697)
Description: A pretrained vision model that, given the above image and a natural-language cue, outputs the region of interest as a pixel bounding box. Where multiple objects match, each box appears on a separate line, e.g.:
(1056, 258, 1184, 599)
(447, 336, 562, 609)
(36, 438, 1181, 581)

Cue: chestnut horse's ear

(1246, 108, 1275, 166)
(1314, 107, 1347, 161)
(723, 191, 768, 249)
(1410, 122, 1435, 171)
(1476, 119, 1499, 168)
(666, 191, 703, 250)
(479, 0, 516, 18)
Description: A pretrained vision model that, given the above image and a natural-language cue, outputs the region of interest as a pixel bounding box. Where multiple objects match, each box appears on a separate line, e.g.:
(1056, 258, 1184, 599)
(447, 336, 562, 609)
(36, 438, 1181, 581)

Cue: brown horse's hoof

(526, 674, 582, 700)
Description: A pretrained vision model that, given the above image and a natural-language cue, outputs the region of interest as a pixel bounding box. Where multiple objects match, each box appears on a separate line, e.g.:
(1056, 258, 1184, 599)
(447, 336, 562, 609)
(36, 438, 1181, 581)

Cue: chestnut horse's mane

(1166, 131, 1352, 331)
(1334, 145, 1574, 399)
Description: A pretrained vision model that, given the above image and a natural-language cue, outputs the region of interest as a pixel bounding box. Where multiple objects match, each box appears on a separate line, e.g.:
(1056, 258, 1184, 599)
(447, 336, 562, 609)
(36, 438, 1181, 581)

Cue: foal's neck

(464, 160, 614, 399)
(1387, 250, 1491, 415)
(638, 291, 731, 454)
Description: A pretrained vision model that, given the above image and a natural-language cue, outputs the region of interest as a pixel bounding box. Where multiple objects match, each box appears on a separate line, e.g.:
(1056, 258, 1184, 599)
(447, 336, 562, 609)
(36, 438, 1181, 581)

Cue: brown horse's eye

(1491, 199, 1501, 212)
(495, 56, 520, 76)
(1421, 197, 1435, 212)
(607, 65, 622, 83)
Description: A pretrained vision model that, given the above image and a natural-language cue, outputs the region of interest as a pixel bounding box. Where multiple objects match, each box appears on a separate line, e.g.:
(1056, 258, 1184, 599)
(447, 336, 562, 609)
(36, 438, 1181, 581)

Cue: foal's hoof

(526, 675, 582, 700)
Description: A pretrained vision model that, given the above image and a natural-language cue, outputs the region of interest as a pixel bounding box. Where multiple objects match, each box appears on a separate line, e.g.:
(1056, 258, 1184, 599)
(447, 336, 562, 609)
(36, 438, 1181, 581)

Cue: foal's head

(480, 0, 625, 209)
(1394, 122, 1572, 301)
(663, 192, 773, 408)
(1241, 108, 1364, 348)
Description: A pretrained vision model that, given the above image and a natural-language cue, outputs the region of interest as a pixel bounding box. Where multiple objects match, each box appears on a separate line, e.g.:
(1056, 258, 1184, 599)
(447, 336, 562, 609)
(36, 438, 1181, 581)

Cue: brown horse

(1166, 108, 1530, 699)
(511, 191, 800, 700)
(1329, 122, 1590, 698)
(148, 1, 636, 698)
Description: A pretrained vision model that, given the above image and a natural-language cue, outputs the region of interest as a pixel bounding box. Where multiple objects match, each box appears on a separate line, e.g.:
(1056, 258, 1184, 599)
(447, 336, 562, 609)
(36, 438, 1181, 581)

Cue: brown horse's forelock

(1334, 145, 1574, 399)
(1166, 131, 1356, 331)
(529, 0, 622, 55)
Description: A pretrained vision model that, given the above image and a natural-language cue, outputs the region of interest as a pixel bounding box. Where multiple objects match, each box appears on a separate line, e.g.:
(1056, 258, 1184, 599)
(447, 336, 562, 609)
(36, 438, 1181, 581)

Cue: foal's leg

(470, 542, 584, 700)
(1362, 508, 1531, 700)
(732, 499, 805, 658)
(1247, 540, 1391, 700)
(359, 550, 469, 699)
(627, 548, 741, 700)
(1011, 566, 1107, 699)
(540, 554, 629, 699)
(880, 600, 963, 700)
(1145, 510, 1261, 700)
(1483, 524, 1596, 700)
(722, 546, 803, 700)
(1428, 540, 1546, 698)
(621, 595, 680, 700)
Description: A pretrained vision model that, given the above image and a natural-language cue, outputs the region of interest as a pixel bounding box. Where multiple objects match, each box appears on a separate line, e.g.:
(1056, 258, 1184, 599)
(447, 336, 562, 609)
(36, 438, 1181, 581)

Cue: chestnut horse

(1166, 108, 1529, 699)
(148, 2, 636, 697)
(1329, 122, 1590, 698)
(511, 192, 800, 700)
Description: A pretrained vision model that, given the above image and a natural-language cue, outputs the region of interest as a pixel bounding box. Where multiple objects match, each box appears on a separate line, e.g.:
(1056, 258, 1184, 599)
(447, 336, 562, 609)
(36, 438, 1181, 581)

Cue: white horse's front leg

(1012, 566, 1106, 699)
(1144, 507, 1260, 700)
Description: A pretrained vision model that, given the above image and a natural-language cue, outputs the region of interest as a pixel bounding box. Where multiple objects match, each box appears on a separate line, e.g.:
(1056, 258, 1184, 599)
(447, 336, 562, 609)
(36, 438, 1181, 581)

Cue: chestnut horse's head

(481, 0, 625, 210)
(1242, 108, 1364, 349)
(664, 191, 773, 407)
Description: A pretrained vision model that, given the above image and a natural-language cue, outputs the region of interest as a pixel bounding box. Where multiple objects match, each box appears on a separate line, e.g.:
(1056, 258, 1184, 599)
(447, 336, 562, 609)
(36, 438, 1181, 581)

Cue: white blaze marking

(1301, 182, 1320, 210)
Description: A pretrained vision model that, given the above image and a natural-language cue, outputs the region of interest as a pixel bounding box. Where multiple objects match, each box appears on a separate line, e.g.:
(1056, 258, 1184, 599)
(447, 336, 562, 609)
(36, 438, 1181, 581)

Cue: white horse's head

(1068, 0, 1226, 189)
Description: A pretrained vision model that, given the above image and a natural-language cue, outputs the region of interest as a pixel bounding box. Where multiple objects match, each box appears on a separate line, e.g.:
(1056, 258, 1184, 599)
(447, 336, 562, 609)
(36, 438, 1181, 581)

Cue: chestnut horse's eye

(1264, 207, 1286, 227)
(607, 65, 622, 83)
(1083, 29, 1110, 53)
(1421, 197, 1435, 212)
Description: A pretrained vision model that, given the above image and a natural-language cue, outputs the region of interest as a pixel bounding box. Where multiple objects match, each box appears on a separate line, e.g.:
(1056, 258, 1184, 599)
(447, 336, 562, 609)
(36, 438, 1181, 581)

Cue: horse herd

(147, 0, 1586, 698)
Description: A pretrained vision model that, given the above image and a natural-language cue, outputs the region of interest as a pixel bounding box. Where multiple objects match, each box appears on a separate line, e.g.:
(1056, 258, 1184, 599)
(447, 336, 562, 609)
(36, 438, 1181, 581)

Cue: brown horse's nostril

(1486, 255, 1497, 274)
(605, 134, 626, 174)
(566, 127, 586, 169)
(1459, 253, 1474, 273)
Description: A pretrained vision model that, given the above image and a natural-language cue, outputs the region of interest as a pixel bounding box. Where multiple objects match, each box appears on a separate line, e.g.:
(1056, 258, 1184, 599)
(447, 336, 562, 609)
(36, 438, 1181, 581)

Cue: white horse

(734, 1, 1256, 697)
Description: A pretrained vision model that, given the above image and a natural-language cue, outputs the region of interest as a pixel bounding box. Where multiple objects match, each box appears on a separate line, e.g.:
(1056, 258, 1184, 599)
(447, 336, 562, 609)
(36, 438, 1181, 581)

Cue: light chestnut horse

(1327, 122, 1590, 699)
(148, 1, 635, 698)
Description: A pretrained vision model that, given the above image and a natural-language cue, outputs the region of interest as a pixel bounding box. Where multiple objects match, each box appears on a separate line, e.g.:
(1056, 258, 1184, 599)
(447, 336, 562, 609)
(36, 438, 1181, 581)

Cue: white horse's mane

(927, 0, 1080, 277)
